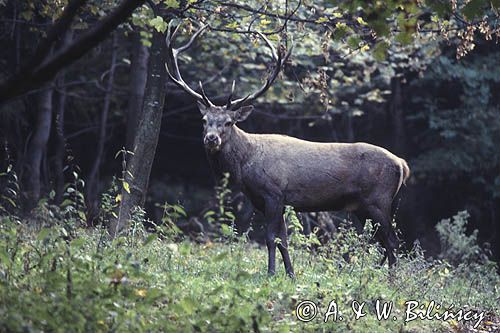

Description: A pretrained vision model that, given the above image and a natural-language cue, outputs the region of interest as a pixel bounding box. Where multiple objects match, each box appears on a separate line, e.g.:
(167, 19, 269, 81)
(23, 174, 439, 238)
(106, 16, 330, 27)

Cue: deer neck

(206, 125, 252, 182)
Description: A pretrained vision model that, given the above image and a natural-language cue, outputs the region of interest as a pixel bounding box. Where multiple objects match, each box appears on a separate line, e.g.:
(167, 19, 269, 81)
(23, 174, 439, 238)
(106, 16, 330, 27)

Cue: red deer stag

(165, 24, 410, 277)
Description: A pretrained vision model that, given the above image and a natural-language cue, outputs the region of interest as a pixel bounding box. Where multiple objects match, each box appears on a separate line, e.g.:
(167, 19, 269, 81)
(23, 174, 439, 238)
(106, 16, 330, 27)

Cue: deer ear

(197, 101, 208, 115)
(234, 105, 254, 122)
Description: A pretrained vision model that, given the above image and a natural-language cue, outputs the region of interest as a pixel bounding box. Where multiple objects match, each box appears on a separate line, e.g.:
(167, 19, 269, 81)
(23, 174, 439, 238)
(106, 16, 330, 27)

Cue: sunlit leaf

(123, 182, 131, 194)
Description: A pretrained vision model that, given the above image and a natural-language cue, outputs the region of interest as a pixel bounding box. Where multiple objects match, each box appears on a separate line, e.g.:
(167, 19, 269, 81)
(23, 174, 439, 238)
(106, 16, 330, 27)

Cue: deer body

(207, 125, 409, 276)
(210, 126, 408, 213)
(165, 23, 410, 277)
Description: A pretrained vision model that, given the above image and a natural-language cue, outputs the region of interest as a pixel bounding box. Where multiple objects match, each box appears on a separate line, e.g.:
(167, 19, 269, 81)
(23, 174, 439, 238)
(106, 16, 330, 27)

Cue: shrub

(435, 210, 488, 265)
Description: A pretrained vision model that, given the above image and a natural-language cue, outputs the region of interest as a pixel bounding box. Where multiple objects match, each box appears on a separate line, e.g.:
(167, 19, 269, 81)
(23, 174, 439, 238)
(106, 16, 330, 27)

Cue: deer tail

(394, 158, 410, 198)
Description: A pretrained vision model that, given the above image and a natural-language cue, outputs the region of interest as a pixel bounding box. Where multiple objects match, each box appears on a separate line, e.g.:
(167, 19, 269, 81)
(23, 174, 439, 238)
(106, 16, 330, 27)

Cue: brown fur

(164, 23, 410, 276)
(206, 123, 410, 276)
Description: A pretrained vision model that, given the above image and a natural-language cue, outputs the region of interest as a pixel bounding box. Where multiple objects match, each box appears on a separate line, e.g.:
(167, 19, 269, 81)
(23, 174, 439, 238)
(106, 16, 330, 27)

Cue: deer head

(165, 23, 292, 152)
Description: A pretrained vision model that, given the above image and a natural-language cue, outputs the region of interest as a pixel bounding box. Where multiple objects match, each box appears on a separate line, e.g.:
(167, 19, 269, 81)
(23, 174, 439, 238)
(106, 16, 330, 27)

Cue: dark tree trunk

(489, 199, 499, 262)
(0, 0, 145, 104)
(86, 33, 118, 222)
(345, 111, 354, 142)
(126, 32, 149, 150)
(25, 86, 54, 207)
(54, 88, 67, 205)
(110, 30, 167, 236)
(389, 76, 405, 155)
(54, 31, 74, 205)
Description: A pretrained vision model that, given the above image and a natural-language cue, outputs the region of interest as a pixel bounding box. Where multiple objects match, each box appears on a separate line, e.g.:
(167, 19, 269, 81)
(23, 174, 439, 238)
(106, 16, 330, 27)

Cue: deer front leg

(265, 222, 277, 276)
(265, 197, 294, 277)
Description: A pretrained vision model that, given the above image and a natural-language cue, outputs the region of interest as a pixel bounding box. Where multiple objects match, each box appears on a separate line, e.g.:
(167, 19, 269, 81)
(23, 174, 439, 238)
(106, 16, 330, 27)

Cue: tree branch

(0, 0, 146, 106)
(28, 0, 88, 71)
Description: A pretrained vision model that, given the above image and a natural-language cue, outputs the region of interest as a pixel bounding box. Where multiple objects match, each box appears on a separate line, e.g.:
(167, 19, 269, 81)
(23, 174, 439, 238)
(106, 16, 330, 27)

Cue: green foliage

(100, 176, 121, 223)
(153, 201, 184, 238)
(0, 208, 498, 332)
(285, 206, 321, 250)
(204, 173, 237, 241)
(115, 148, 135, 196)
(1, 1, 500, 330)
(149, 16, 168, 33)
(0, 164, 19, 215)
(435, 210, 490, 266)
(124, 206, 149, 247)
(60, 168, 87, 226)
(462, 0, 489, 20)
(410, 50, 500, 197)
(25, 167, 87, 236)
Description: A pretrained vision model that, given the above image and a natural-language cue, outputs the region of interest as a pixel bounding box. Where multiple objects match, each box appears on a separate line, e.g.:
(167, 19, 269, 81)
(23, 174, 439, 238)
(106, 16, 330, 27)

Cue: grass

(0, 214, 498, 333)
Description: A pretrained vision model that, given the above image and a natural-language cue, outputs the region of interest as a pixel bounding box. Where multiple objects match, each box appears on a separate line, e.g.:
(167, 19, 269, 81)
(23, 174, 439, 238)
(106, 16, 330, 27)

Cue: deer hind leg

(365, 204, 399, 267)
(265, 197, 294, 277)
(278, 208, 295, 278)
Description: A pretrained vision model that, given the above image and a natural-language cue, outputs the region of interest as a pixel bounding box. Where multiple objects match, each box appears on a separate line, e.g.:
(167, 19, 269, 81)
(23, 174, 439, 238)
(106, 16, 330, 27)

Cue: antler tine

(177, 24, 209, 53)
(165, 25, 183, 87)
(230, 33, 292, 110)
(198, 81, 215, 107)
(226, 80, 235, 109)
(166, 23, 181, 49)
(165, 22, 215, 106)
(255, 32, 278, 60)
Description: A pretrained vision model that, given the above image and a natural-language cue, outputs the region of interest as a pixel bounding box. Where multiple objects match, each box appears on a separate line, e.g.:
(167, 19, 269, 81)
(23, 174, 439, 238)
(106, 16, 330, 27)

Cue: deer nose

(205, 133, 217, 142)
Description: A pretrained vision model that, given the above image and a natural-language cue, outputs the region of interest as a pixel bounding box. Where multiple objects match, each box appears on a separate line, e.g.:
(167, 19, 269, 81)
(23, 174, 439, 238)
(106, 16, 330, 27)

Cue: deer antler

(165, 22, 216, 107)
(226, 80, 235, 109)
(165, 23, 292, 110)
(228, 33, 293, 110)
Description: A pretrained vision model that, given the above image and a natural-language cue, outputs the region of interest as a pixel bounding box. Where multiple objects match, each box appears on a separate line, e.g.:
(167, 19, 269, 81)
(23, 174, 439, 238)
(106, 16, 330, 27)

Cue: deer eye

(224, 121, 232, 127)
(202, 118, 207, 125)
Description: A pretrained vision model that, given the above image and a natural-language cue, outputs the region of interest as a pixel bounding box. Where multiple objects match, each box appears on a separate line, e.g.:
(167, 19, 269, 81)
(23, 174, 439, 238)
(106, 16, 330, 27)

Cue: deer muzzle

(204, 132, 222, 150)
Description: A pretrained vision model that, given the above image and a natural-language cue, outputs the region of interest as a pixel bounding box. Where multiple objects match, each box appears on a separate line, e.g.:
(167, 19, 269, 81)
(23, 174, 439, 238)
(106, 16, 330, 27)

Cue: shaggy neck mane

(206, 125, 253, 181)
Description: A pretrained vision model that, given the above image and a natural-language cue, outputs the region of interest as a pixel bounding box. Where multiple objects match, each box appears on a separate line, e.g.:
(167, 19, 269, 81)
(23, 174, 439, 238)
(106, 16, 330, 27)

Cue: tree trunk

(25, 86, 53, 207)
(54, 87, 67, 205)
(126, 32, 149, 150)
(389, 76, 405, 155)
(54, 31, 74, 205)
(86, 33, 118, 223)
(345, 111, 354, 142)
(110, 30, 167, 236)
(0, 0, 145, 104)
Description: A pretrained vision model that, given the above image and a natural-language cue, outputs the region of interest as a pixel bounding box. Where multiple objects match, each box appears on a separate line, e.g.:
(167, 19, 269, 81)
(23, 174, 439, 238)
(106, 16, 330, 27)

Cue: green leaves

(220, 223, 233, 237)
(123, 181, 131, 193)
(0, 212, 498, 332)
(315, 17, 329, 24)
(462, 0, 488, 20)
(367, 15, 390, 37)
(410, 51, 500, 191)
(164, 0, 180, 9)
(373, 40, 389, 61)
(149, 16, 167, 33)
(333, 22, 349, 40)
(0, 248, 10, 266)
(347, 36, 362, 49)
(426, 1, 452, 18)
(37, 227, 52, 241)
(395, 31, 412, 45)
(225, 21, 239, 30)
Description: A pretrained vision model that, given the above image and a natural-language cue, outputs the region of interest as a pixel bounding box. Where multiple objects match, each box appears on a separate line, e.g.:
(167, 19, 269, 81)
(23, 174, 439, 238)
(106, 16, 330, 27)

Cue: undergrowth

(0, 211, 498, 332)
(0, 165, 498, 332)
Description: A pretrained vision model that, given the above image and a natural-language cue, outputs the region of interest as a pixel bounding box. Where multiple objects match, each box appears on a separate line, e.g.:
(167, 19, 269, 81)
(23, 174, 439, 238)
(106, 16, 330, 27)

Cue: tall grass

(0, 165, 498, 332)
(0, 209, 498, 332)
